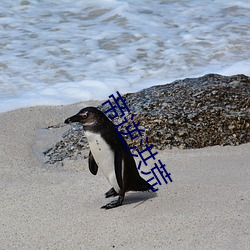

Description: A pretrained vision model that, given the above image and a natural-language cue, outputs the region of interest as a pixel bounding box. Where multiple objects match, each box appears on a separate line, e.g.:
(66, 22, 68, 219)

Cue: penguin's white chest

(84, 131, 120, 193)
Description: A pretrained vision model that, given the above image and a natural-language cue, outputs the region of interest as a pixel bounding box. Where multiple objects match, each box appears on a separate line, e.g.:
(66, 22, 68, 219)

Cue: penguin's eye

(79, 112, 88, 119)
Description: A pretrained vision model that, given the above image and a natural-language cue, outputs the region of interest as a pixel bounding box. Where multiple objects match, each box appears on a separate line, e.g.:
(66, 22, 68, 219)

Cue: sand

(0, 102, 249, 250)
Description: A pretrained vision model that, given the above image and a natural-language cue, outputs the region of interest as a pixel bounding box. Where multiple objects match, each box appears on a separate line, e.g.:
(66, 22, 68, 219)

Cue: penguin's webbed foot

(105, 187, 118, 198)
(101, 196, 124, 209)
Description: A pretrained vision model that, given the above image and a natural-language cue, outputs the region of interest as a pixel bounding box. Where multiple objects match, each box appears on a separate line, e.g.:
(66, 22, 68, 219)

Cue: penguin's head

(65, 107, 110, 130)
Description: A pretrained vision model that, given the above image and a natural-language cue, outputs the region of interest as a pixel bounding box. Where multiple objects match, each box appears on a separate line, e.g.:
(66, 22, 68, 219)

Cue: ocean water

(0, 0, 250, 113)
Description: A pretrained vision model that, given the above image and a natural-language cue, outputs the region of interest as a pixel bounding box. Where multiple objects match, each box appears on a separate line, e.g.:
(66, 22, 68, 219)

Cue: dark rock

(43, 74, 250, 164)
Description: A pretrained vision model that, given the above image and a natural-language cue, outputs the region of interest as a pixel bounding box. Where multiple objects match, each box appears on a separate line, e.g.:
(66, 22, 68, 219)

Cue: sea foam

(0, 0, 249, 112)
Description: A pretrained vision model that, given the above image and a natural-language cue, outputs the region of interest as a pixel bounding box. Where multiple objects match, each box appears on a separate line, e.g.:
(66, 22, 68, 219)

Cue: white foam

(0, 0, 250, 112)
(218, 60, 250, 76)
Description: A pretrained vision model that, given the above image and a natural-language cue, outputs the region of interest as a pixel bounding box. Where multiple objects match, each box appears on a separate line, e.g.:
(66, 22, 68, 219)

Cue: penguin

(64, 107, 152, 209)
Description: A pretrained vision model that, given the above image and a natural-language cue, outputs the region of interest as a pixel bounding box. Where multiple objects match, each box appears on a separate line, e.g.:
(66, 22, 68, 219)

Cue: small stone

(178, 130, 187, 136)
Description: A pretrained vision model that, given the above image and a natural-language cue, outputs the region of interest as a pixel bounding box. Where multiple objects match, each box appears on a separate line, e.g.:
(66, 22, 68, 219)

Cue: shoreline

(0, 103, 249, 249)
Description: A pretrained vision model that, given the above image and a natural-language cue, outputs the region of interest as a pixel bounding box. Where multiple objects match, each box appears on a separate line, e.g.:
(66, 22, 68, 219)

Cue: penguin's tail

(131, 176, 152, 192)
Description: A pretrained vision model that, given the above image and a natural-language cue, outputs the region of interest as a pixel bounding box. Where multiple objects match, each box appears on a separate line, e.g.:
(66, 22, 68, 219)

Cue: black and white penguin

(64, 107, 152, 209)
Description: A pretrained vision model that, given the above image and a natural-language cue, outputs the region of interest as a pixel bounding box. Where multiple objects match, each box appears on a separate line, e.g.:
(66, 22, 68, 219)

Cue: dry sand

(0, 102, 249, 249)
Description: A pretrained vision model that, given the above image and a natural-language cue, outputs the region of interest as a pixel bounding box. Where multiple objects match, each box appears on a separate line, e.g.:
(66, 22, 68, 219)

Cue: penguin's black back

(123, 149, 151, 192)
(102, 125, 151, 192)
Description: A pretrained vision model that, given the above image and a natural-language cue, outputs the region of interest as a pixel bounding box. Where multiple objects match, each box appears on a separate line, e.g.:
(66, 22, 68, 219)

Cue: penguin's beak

(64, 114, 81, 124)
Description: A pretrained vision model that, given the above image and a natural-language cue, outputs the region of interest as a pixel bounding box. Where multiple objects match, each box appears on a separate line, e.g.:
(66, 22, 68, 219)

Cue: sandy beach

(0, 102, 249, 249)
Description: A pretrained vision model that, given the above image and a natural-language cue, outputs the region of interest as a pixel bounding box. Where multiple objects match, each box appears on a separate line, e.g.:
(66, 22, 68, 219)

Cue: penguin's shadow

(123, 191, 157, 208)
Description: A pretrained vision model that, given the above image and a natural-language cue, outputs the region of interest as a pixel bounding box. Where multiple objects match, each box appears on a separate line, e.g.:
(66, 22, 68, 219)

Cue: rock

(43, 74, 250, 164)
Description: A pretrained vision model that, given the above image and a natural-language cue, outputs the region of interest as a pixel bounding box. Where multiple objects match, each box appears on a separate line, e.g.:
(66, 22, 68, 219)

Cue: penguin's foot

(101, 196, 124, 209)
(105, 187, 118, 198)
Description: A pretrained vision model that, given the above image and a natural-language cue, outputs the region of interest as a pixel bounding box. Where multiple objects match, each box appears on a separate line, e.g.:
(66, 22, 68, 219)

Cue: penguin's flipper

(105, 187, 118, 198)
(101, 196, 124, 209)
(88, 151, 98, 175)
(114, 146, 124, 190)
